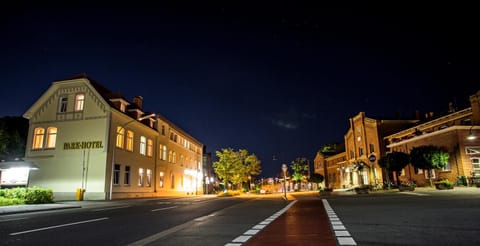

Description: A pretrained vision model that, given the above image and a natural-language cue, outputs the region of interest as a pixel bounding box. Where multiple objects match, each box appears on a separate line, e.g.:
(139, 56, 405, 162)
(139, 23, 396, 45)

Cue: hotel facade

(23, 74, 204, 200)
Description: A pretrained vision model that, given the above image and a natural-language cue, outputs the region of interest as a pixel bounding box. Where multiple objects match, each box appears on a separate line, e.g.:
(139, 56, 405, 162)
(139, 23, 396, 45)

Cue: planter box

(398, 185, 415, 192)
(354, 187, 369, 194)
(435, 183, 454, 190)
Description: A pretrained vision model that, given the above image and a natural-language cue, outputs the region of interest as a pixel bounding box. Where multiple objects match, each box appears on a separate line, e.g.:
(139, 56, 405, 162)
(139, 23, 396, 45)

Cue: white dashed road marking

(225, 200, 298, 246)
(322, 199, 357, 245)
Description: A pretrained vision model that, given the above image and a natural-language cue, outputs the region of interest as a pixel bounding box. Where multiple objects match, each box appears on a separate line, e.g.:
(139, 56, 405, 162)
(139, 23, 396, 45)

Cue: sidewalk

(244, 197, 336, 246)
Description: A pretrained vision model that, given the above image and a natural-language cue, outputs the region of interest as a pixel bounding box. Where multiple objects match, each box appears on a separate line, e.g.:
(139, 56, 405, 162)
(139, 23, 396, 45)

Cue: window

(140, 136, 146, 155)
(138, 168, 144, 186)
(162, 145, 167, 160)
(161, 125, 165, 135)
(114, 164, 121, 185)
(159, 172, 164, 188)
(146, 169, 152, 187)
(168, 150, 173, 162)
(124, 166, 131, 185)
(116, 127, 125, 148)
(147, 139, 153, 157)
(472, 158, 480, 176)
(126, 130, 134, 151)
(171, 172, 175, 189)
(173, 152, 176, 163)
(45, 127, 57, 148)
(74, 94, 85, 111)
(32, 128, 45, 149)
(58, 96, 68, 113)
(359, 147, 364, 156)
(369, 143, 375, 153)
(180, 155, 184, 166)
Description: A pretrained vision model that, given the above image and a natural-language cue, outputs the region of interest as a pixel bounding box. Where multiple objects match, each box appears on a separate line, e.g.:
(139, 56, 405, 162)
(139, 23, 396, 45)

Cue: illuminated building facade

(23, 74, 203, 200)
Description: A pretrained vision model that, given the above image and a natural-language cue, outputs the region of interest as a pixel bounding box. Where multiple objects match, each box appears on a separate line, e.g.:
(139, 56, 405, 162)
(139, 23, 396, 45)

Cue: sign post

(282, 164, 288, 200)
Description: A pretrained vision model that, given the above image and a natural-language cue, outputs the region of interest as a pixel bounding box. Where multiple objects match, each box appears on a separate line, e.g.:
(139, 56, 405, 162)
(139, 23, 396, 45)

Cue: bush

(24, 187, 54, 204)
(0, 187, 54, 205)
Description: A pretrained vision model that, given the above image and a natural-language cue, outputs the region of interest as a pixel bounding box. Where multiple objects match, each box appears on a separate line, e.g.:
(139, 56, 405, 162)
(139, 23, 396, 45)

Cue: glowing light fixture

(467, 125, 476, 140)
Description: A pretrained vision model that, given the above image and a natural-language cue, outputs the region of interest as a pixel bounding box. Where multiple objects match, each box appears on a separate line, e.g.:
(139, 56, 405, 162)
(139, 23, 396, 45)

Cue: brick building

(385, 90, 480, 186)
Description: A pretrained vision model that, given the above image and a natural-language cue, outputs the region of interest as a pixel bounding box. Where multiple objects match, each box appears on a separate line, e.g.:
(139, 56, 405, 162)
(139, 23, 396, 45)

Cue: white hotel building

(23, 74, 204, 200)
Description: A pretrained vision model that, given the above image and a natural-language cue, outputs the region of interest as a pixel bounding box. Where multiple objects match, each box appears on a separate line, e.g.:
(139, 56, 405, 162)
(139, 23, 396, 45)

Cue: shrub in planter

(354, 185, 370, 194)
(434, 180, 454, 190)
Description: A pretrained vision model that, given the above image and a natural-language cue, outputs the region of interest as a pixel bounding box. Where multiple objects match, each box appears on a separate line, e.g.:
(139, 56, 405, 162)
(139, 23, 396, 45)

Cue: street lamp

(282, 164, 288, 200)
(109, 113, 156, 200)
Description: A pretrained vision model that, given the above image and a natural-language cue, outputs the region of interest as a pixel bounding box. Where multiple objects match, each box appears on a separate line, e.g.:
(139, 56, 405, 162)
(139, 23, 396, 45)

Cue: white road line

(322, 199, 357, 246)
(398, 192, 430, 196)
(225, 200, 298, 246)
(0, 217, 28, 222)
(151, 206, 178, 212)
(9, 217, 108, 236)
(91, 205, 130, 211)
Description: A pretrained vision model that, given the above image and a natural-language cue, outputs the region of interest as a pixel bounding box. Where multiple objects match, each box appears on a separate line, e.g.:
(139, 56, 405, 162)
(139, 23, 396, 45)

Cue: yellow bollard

(75, 188, 84, 201)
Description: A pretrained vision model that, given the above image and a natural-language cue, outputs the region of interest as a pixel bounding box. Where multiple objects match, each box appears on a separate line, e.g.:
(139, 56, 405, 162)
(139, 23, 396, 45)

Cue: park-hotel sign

(64, 141, 104, 150)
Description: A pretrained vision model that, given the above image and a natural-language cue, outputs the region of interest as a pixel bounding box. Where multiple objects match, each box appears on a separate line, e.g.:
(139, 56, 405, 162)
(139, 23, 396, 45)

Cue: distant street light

(109, 113, 156, 200)
(282, 164, 288, 200)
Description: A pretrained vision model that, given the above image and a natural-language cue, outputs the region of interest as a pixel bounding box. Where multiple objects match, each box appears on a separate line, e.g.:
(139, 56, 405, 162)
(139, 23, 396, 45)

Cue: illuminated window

(74, 93, 85, 111)
(45, 127, 57, 148)
(124, 165, 131, 185)
(159, 172, 164, 188)
(32, 127, 45, 149)
(168, 150, 172, 162)
(138, 168, 144, 186)
(163, 145, 167, 160)
(146, 169, 152, 187)
(126, 130, 134, 151)
(140, 136, 146, 155)
(114, 164, 121, 185)
(58, 96, 68, 113)
(472, 158, 480, 176)
(173, 152, 176, 163)
(147, 139, 153, 157)
(116, 127, 124, 148)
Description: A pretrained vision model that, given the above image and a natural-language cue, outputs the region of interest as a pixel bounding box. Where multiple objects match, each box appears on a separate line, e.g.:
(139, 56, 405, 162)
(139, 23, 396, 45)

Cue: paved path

(244, 197, 337, 246)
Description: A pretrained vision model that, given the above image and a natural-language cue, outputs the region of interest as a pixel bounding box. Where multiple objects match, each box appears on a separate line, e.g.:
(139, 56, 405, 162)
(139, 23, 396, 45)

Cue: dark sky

(2, 2, 479, 177)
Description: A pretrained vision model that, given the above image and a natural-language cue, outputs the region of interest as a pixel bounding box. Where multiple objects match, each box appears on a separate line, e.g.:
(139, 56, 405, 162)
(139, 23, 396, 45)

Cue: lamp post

(109, 113, 156, 200)
(282, 164, 288, 200)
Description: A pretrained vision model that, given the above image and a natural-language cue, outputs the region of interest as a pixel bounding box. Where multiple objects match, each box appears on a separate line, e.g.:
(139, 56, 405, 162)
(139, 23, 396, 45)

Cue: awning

(0, 161, 39, 170)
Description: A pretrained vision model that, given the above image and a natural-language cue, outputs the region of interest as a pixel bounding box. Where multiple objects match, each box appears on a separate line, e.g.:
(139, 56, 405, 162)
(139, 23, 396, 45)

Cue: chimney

(132, 96, 143, 110)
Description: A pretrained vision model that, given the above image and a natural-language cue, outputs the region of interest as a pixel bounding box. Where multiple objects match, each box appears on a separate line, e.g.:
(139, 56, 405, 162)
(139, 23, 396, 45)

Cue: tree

(290, 157, 309, 191)
(378, 151, 410, 189)
(0, 116, 28, 161)
(410, 145, 450, 186)
(213, 148, 262, 191)
(213, 148, 240, 191)
(308, 173, 324, 186)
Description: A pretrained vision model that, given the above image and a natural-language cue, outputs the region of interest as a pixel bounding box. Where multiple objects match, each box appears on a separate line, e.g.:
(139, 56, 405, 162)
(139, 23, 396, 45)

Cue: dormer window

(109, 98, 130, 113)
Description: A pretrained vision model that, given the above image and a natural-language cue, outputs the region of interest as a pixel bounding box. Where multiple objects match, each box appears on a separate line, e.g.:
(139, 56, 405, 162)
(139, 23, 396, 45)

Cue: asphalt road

(0, 196, 289, 246)
(325, 187, 480, 246)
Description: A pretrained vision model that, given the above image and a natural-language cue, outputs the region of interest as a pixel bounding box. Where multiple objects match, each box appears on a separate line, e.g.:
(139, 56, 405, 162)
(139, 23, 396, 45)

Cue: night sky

(2, 2, 479, 177)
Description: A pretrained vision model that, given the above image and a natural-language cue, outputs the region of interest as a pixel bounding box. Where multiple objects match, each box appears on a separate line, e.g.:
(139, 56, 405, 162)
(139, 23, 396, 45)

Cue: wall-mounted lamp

(467, 125, 476, 140)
